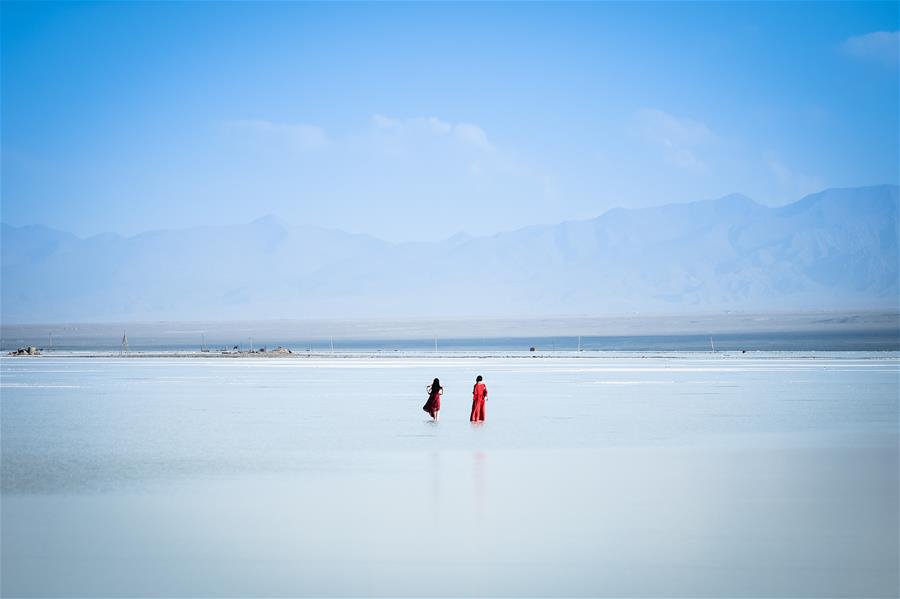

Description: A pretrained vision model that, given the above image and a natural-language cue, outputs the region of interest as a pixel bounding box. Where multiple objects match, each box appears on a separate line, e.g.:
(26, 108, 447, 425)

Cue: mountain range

(2, 185, 898, 324)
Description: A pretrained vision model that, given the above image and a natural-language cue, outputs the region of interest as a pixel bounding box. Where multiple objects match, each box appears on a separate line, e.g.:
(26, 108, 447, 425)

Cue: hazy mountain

(2, 185, 897, 324)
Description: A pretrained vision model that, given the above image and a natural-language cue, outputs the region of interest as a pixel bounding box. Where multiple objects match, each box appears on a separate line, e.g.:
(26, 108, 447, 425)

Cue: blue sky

(2, 1, 898, 241)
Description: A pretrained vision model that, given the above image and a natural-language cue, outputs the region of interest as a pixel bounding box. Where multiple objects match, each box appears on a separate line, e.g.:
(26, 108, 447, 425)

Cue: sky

(2, 1, 898, 242)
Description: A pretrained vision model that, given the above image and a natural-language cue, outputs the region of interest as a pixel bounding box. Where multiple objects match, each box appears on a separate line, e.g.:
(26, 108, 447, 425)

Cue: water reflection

(429, 450, 441, 525)
(473, 450, 486, 516)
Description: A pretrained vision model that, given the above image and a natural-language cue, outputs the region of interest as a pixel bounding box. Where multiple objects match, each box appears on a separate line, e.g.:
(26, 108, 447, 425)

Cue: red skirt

(423, 395, 440, 418)
(470, 398, 485, 422)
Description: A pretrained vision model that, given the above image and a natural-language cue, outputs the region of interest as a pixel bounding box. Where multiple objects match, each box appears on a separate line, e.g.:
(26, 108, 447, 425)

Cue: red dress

(423, 386, 441, 418)
(470, 382, 487, 422)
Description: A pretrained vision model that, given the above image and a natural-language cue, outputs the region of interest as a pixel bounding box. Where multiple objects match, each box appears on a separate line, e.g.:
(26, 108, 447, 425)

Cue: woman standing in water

(423, 378, 443, 421)
(470, 375, 488, 422)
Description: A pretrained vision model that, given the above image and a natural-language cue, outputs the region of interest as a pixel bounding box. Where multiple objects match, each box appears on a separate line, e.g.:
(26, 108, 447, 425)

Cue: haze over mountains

(2, 185, 897, 324)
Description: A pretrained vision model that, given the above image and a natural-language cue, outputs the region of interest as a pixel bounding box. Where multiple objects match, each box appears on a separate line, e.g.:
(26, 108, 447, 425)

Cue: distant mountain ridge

(2, 185, 898, 324)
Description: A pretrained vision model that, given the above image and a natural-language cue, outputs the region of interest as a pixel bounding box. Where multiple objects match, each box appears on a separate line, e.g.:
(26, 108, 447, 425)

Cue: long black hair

(428, 377, 442, 399)
(473, 375, 483, 392)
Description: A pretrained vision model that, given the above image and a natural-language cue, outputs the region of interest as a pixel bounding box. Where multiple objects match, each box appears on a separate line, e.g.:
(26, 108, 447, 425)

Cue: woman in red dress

(470, 375, 488, 422)
(423, 378, 443, 421)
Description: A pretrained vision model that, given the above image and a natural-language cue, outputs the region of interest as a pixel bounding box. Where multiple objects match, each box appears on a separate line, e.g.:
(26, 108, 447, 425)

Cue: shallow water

(2, 354, 898, 597)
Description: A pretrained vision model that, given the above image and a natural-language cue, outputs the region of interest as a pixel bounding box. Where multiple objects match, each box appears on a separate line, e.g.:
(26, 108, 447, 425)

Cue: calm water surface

(2, 354, 898, 597)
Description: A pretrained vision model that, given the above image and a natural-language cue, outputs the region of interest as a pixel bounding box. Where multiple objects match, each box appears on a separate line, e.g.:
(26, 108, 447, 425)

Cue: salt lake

(2, 353, 898, 597)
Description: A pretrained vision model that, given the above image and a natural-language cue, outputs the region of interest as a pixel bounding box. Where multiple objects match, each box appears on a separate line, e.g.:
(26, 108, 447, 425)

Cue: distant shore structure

(8, 346, 40, 356)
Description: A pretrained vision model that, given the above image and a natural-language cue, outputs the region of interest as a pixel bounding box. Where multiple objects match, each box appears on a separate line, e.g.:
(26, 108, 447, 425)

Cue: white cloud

(841, 31, 900, 66)
(421, 117, 453, 136)
(371, 114, 398, 129)
(224, 114, 499, 164)
(215, 113, 550, 239)
(223, 119, 329, 151)
(764, 153, 825, 199)
(371, 115, 494, 151)
(453, 122, 492, 150)
(635, 108, 716, 172)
